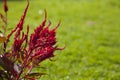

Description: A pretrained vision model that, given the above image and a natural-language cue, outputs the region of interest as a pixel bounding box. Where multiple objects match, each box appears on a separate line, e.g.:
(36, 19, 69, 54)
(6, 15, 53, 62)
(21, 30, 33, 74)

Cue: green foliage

(0, 0, 120, 80)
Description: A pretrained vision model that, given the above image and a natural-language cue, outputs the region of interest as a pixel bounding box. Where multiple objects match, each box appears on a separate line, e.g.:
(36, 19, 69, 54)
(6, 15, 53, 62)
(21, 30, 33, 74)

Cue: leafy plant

(0, 0, 63, 80)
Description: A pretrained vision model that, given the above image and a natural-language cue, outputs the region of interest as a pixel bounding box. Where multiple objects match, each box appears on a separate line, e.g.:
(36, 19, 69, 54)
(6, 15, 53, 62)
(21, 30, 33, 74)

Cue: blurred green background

(0, 0, 120, 80)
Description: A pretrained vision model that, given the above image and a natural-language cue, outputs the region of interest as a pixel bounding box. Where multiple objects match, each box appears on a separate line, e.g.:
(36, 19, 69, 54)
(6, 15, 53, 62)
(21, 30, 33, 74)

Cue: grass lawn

(0, 0, 120, 80)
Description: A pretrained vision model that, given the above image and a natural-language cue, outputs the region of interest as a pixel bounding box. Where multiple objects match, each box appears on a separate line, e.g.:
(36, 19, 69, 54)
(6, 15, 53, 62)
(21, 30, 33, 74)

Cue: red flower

(4, 0, 8, 12)
(29, 16, 61, 65)
(0, 0, 64, 79)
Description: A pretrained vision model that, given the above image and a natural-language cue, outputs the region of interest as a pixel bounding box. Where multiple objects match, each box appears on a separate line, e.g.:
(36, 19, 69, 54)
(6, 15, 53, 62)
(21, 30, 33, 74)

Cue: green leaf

(7, 27, 13, 31)
(24, 72, 45, 79)
(0, 36, 6, 43)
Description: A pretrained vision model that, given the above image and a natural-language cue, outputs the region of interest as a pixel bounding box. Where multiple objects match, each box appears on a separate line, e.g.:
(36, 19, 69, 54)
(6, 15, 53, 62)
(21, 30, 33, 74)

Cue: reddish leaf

(0, 13, 6, 24)
(0, 56, 18, 77)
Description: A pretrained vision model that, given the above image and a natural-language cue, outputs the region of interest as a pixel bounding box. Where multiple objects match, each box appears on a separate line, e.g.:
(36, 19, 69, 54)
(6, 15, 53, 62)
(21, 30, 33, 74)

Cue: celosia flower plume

(0, 0, 64, 80)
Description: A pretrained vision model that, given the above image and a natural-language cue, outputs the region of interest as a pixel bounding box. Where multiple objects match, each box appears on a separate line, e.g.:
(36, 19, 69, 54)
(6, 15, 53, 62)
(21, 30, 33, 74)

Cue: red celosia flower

(0, 0, 64, 80)
(29, 15, 61, 65)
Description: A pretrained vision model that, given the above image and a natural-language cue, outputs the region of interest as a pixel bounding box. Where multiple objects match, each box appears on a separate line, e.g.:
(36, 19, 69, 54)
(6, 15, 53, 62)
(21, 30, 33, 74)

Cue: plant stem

(16, 49, 32, 80)
(4, 12, 7, 36)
